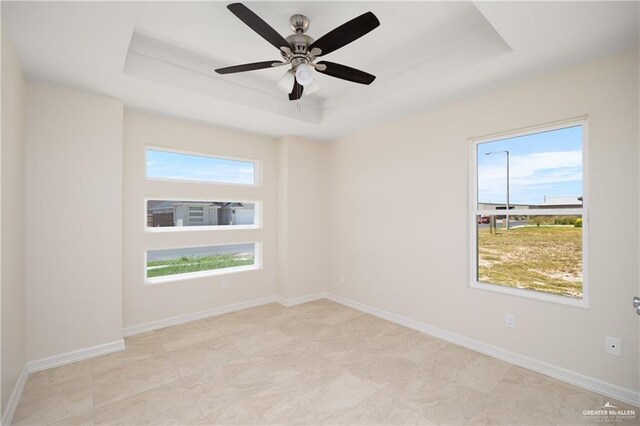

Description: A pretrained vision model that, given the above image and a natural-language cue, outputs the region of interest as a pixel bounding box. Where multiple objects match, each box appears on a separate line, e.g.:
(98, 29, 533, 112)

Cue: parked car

(477, 216, 490, 224)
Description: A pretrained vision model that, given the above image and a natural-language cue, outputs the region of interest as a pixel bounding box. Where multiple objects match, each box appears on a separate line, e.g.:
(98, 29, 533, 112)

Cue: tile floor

(12, 300, 638, 425)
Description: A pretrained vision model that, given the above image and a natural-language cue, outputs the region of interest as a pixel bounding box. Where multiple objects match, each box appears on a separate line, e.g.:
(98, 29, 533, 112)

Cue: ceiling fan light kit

(276, 70, 295, 93)
(294, 63, 314, 86)
(215, 3, 380, 101)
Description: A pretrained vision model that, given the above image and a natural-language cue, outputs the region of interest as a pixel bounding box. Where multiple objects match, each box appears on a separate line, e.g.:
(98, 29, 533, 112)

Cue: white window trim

(469, 117, 590, 308)
(144, 241, 262, 285)
(144, 145, 262, 187)
(144, 197, 262, 232)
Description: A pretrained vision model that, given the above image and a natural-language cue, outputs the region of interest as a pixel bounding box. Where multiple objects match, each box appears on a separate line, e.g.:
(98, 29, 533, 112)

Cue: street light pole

(506, 151, 510, 229)
(486, 150, 510, 229)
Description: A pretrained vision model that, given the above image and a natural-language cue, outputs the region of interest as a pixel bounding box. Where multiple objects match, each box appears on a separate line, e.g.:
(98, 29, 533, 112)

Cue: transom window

(146, 199, 257, 230)
(470, 120, 588, 307)
(145, 147, 258, 185)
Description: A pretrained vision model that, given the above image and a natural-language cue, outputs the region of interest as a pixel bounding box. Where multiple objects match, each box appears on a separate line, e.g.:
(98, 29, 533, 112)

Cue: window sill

(145, 225, 260, 233)
(470, 281, 590, 309)
(145, 264, 260, 285)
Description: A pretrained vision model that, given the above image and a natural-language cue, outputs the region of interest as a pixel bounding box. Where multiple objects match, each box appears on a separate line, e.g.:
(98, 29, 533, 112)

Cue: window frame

(469, 117, 590, 308)
(144, 241, 262, 285)
(144, 145, 262, 187)
(144, 197, 261, 233)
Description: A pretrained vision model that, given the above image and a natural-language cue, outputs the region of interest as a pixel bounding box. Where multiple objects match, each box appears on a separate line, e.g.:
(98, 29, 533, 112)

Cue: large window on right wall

(470, 119, 588, 307)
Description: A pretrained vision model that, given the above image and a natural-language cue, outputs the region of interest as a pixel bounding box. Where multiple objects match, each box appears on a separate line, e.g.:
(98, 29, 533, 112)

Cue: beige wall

(25, 83, 124, 361)
(276, 136, 329, 300)
(327, 49, 639, 392)
(1, 32, 26, 415)
(123, 111, 278, 328)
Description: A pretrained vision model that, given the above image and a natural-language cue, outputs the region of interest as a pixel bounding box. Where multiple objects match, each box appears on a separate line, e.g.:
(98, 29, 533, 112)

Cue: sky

(146, 149, 255, 185)
(477, 125, 583, 205)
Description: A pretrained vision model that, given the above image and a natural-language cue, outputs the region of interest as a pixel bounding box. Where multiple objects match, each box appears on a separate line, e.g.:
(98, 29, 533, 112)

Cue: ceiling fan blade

(308, 12, 380, 57)
(227, 3, 292, 51)
(215, 61, 286, 74)
(289, 78, 303, 101)
(315, 61, 376, 85)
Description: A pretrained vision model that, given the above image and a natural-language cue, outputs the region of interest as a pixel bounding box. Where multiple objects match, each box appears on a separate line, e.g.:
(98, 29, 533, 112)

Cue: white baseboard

(1, 366, 28, 426)
(123, 295, 277, 337)
(27, 340, 126, 373)
(276, 292, 327, 307)
(325, 292, 640, 407)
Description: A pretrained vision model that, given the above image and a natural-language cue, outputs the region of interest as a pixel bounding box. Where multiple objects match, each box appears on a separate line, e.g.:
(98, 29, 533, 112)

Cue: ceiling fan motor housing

(286, 33, 313, 55)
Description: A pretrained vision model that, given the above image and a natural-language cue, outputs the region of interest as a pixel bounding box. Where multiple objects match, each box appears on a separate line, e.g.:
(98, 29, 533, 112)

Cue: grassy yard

(478, 225, 582, 298)
(147, 253, 254, 278)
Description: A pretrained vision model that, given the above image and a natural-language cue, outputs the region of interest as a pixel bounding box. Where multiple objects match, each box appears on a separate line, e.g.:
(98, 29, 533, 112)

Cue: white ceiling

(2, 1, 638, 141)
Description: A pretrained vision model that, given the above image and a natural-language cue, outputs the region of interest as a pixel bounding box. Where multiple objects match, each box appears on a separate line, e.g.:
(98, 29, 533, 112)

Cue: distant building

(478, 196, 583, 211)
(535, 195, 583, 209)
(477, 203, 531, 211)
(147, 201, 255, 227)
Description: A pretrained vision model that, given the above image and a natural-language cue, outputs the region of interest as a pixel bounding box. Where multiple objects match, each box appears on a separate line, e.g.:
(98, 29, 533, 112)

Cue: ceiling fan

(215, 3, 380, 101)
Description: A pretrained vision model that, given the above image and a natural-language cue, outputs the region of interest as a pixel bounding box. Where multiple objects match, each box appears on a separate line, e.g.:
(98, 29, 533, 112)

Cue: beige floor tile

(129, 320, 221, 353)
(227, 327, 293, 355)
(392, 373, 489, 425)
(363, 330, 420, 354)
(294, 370, 384, 419)
(452, 353, 513, 394)
(201, 387, 292, 425)
(348, 353, 421, 386)
(335, 314, 402, 340)
(91, 338, 165, 375)
(93, 380, 203, 425)
(13, 376, 93, 426)
(46, 410, 94, 426)
(205, 312, 272, 338)
(398, 336, 448, 365)
(182, 359, 275, 418)
(92, 356, 179, 408)
(331, 387, 436, 425)
(299, 304, 364, 326)
(274, 319, 334, 340)
(16, 300, 634, 426)
(248, 341, 335, 384)
(464, 404, 552, 425)
(23, 360, 92, 393)
(166, 336, 245, 378)
(488, 366, 610, 425)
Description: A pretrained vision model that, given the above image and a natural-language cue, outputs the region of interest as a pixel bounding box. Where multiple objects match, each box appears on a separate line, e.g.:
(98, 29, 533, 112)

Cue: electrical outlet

(221, 280, 229, 290)
(339, 273, 345, 284)
(505, 313, 516, 328)
(605, 336, 622, 356)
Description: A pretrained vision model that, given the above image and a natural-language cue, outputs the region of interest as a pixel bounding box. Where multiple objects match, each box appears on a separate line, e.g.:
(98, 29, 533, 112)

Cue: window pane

(476, 214, 583, 298)
(477, 125, 583, 210)
(147, 243, 256, 279)
(146, 149, 255, 185)
(147, 200, 256, 228)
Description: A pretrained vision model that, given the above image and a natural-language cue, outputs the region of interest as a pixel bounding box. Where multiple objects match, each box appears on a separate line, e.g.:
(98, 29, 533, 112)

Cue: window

(470, 120, 587, 306)
(146, 243, 258, 283)
(146, 148, 257, 185)
(188, 206, 204, 223)
(146, 200, 257, 230)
